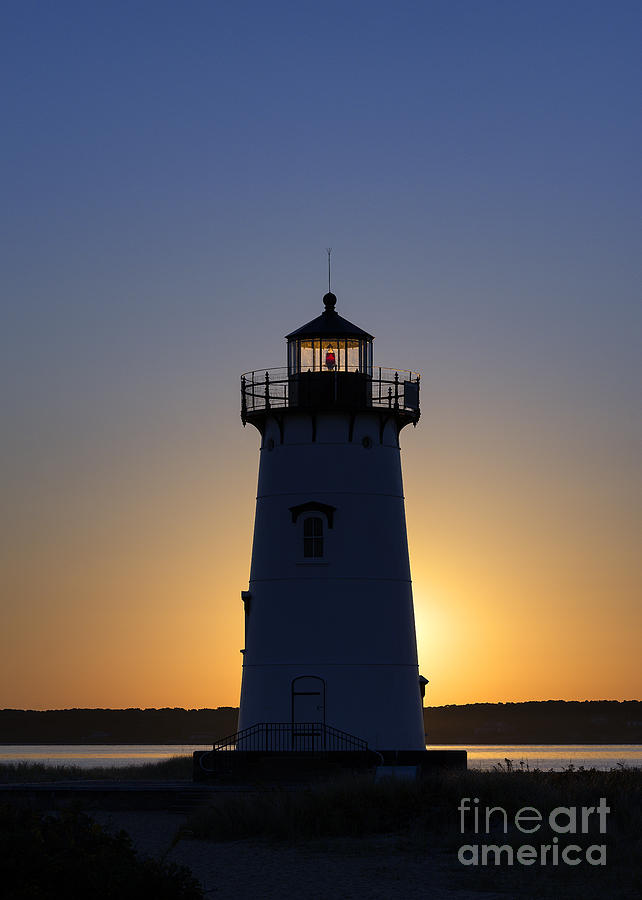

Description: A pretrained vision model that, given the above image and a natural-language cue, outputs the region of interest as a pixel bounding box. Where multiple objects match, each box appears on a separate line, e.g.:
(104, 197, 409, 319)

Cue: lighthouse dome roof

(285, 294, 373, 341)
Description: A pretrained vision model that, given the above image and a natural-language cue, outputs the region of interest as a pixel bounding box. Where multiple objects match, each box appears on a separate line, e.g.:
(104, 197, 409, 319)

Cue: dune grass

(0, 755, 193, 783)
(184, 765, 641, 842)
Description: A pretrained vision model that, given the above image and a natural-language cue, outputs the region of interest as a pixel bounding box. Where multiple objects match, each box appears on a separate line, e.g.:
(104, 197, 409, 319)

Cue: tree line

(0, 701, 640, 744)
(423, 700, 642, 743)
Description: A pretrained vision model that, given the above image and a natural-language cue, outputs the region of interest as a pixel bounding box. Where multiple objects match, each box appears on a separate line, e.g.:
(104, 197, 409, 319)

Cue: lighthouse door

(291, 676, 325, 750)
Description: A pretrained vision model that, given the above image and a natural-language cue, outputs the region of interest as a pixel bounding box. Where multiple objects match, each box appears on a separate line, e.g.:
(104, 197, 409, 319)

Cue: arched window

(289, 502, 334, 561)
(303, 516, 323, 558)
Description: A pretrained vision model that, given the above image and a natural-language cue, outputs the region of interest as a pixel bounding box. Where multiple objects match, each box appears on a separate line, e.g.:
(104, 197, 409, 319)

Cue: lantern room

(240, 291, 420, 427)
(285, 292, 373, 376)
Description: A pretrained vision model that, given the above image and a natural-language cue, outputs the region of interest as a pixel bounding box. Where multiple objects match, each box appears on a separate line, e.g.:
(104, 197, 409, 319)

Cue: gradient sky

(1, 1, 640, 710)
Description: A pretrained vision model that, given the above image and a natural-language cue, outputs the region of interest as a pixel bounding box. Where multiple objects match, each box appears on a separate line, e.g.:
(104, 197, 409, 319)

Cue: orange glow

(2, 409, 639, 710)
(1, 387, 640, 709)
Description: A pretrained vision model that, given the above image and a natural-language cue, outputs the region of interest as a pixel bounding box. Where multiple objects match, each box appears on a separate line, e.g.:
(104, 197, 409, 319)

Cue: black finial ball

(323, 292, 337, 310)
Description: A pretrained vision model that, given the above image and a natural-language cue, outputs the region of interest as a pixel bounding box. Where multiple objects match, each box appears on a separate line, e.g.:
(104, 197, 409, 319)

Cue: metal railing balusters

(212, 722, 367, 754)
(240, 367, 419, 414)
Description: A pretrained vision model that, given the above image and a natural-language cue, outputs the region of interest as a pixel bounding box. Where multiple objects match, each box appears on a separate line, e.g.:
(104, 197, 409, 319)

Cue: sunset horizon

(5, 698, 642, 713)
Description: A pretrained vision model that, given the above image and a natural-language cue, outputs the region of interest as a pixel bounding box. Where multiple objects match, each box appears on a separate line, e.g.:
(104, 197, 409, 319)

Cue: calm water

(0, 745, 211, 768)
(0, 744, 640, 771)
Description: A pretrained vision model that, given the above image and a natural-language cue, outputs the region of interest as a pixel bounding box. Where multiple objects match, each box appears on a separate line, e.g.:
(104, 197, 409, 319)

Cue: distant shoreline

(1, 701, 640, 744)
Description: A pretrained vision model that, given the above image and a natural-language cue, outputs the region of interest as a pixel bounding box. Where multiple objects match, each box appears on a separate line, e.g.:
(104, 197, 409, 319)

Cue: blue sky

(1, 1, 640, 707)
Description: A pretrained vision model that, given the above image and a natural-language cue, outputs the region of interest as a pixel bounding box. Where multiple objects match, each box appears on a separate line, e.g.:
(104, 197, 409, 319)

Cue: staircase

(194, 722, 373, 782)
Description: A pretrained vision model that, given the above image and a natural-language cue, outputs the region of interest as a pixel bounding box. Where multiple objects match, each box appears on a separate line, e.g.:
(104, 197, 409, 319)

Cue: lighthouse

(237, 290, 427, 755)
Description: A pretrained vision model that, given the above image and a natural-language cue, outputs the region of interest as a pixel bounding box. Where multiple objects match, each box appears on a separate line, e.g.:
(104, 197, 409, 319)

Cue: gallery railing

(241, 366, 420, 419)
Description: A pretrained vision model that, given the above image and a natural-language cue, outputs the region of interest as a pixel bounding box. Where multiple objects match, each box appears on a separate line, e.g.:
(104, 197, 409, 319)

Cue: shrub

(0, 804, 203, 900)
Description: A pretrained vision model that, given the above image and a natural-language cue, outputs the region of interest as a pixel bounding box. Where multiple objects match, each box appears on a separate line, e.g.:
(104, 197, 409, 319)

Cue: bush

(0, 804, 203, 900)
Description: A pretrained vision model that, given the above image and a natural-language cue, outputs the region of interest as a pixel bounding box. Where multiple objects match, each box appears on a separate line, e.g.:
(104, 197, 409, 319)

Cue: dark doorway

(291, 676, 326, 750)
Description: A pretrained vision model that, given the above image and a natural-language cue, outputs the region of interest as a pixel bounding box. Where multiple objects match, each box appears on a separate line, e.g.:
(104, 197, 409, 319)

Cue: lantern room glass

(287, 337, 373, 375)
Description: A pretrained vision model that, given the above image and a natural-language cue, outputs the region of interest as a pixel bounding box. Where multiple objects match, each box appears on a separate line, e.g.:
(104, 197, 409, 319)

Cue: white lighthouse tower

(236, 290, 427, 755)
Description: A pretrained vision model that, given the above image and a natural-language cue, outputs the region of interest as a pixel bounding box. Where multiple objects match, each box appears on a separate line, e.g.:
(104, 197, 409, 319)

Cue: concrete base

(193, 749, 372, 783)
(193, 748, 467, 782)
